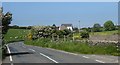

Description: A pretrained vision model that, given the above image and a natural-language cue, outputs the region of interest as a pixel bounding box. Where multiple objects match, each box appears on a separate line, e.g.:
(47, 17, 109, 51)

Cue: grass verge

(24, 38, 120, 56)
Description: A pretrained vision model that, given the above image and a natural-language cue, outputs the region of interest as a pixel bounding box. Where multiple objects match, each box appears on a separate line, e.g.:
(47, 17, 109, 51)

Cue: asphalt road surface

(2, 41, 119, 64)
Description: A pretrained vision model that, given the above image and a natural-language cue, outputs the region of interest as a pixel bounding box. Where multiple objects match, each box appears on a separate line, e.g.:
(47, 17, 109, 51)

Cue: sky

(2, 0, 120, 2)
(2, 2, 118, 28)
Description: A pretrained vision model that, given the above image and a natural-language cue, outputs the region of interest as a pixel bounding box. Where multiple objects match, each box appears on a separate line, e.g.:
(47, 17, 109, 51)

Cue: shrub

(104, 20, 115, 31)
(80, 31, 89, 38)
(92, 23, 102, 32)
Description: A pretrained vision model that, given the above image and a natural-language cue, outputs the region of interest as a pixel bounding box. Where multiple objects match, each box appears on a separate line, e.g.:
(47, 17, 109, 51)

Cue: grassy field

(4, 29, 30, 43)
(25, 38, 119, 56)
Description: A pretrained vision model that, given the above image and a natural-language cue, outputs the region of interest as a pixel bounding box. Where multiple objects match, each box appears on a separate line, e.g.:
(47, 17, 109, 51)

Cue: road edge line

(82, 56, 89, 59)
(95, 60, 105, 63)
(6, 45, 14, 65)
(39, 53, 58, 63)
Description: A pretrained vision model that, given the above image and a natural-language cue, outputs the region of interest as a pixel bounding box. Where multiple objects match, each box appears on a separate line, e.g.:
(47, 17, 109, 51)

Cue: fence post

(64, 35, 66, 41)
(73, 33, 74, 41)
(57, 35, 59, 41)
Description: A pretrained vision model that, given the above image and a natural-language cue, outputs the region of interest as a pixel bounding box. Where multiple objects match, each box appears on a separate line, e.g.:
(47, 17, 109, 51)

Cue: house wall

(67, 27, 73, 31)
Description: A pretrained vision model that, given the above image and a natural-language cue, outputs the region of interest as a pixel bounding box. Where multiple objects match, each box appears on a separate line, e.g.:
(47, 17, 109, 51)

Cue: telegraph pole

(79, 21, 80, 32)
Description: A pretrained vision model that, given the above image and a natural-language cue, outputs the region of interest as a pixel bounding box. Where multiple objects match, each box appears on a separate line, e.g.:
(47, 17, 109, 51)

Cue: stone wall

(89, 35, 118, 42)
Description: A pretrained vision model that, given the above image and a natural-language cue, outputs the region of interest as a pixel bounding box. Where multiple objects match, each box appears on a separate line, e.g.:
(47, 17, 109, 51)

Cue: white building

(59, 24, 73, 31)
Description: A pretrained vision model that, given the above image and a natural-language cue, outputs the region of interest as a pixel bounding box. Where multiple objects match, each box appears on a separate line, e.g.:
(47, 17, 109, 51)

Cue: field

(4, 29, 30, 43)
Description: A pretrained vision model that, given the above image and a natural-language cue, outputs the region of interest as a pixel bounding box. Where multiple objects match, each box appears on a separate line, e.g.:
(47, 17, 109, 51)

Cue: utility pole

(78, 21, 80, 32)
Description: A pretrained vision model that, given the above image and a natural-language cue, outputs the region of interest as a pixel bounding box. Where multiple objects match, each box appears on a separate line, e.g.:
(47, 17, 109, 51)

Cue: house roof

(61, 24, 73, 27)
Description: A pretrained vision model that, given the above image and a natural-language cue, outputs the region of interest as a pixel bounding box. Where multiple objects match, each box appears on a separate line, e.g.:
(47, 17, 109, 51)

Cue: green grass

(73, 30, 118, 38)
(4, 29, 30, 43)
(25, 38, 120, 56)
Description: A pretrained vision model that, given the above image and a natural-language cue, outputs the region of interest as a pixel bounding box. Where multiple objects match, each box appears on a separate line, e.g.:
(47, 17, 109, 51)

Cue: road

(2, 41, 119, 64)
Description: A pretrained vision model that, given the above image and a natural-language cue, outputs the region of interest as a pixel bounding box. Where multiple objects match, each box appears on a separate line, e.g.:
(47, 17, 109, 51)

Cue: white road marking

(82, 56, 89, 59)
(47, 48, 78, 55)
(95, 60, 105, 63)
(91, 55, 117, 61)
(29, 49, 36, 52)
(6, 45, 14, 65)
(39, 53, 58, 63)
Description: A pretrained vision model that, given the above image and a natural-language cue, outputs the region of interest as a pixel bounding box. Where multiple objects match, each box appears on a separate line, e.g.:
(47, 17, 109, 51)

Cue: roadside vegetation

(24, 20, 119, 56)
(24, 38, 119, 56)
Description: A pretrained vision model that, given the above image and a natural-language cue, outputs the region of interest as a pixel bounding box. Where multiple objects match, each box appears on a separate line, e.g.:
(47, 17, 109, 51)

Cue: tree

(52, 24, 56, 27)
(27, 26, 32, 29)
(63, 29, 71, 36)
(104, 20, 115, 31)
(1, 8, 12, 60)
(80, 31, 89, 38)
(12, 25, 19, 29)
(73, 27, 79, 32)
(87, 27, 92, 32)
(2, 12, 12, 34)
(92, 23, 101, 32)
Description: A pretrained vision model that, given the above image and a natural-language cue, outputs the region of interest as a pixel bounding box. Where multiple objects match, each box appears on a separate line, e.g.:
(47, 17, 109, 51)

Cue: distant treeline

(9, 25, 32, 29)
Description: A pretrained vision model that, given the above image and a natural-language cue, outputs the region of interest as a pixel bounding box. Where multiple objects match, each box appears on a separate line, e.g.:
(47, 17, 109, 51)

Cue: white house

(59, 24, 73, 31)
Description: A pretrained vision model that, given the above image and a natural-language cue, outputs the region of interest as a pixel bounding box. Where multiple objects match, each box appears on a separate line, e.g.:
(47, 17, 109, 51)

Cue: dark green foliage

(1, 9, 12, 60)
(73, 27, 79, 32)
(32, 25, 72, 39)
(104, 20, 115, 31)
(63, 29, 71, 36)
(80, 31, 89, 38)
(87, 27, 92, 32)
(2, 12, 12, 34)
(81, 27, 92, 32)
(9, 25, 31, 29)
(92, 23, 101, 32)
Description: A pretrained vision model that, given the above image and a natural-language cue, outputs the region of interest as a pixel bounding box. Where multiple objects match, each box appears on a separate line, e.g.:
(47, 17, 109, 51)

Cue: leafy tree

(104, 20, 115, 31)
(81, 28, 88, 31)
(12, 25, 19, 29)
(63, 29, 71, 36)
(2, 12, 12, 34)
(92, 23, 101, 32)
(80, 31, 89, 38)
(52, 24, 56, 27)
(27, 26, 32, 29)
(87, 27, 92, 32)
(73, 27, 79, 32)
(1, 8, 12, 60)
(81, 27, 92, 32)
